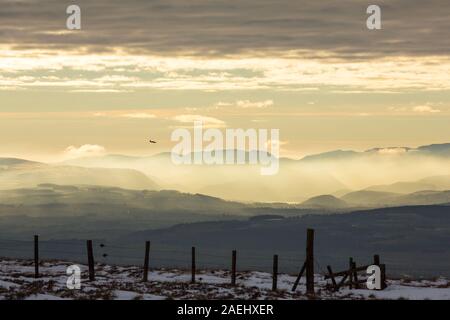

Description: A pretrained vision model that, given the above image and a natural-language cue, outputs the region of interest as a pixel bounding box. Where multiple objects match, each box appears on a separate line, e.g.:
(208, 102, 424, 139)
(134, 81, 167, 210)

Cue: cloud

(1, 0, 450, 59)
(121, 113, 156, 119)
(251, 119, 268, 123)
(2, 51, 450, 92)
(70, 89, 130, 93)
(377, 148, 408, 155)
(173, 115, 225, 127)
(91, 111, 157, 119)
(215, 100, 274, 109)
(92, 112, 107, 117)
(236, 100, 274, 109)
(388, 105, 444, 115)
(63, 144, 106, 159)
(412, 105, 441, 113)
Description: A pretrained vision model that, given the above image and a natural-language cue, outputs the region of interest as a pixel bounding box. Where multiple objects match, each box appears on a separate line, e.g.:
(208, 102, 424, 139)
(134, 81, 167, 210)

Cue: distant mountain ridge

(60, 142, 450, 164)
(366, 175, 450, 194)
(2, 141, 449, 203)
(417, 143, 450, 156)
(0, 157, 42, 169)
(300, 150, 358, 162)
(300, 142, 450, 162)
(301, 189, 450, 208)
(4, 142, 449, 166)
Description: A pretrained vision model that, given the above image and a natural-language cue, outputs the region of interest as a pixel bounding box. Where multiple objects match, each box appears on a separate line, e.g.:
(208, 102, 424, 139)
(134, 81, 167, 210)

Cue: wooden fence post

(373, 254, 380, 266)
(272, 254, 278, 291)
(374, 254, 386, 289)
(231, 250, 237, 286)
(306, 228, 315, 295)
(34, 235, 39, 279)
(86, 240, 95, 281)
(352, 261, 359, 289)
(348, 257, 354, 289)
(143, 241, 150, 282)
(191, 246, 196, 284)
(380, 263, 387, 289)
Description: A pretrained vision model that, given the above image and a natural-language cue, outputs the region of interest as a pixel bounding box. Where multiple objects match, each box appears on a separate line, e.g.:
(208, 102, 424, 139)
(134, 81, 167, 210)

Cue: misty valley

(1, 142, 450, 277)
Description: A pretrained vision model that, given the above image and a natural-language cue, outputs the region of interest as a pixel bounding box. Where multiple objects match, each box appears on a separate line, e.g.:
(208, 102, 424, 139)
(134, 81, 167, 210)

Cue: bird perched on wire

(149, 139, 157, 144)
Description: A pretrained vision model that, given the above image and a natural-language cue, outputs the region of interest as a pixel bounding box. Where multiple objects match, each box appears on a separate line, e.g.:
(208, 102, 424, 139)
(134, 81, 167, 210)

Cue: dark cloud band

(1, 0, 449, 59)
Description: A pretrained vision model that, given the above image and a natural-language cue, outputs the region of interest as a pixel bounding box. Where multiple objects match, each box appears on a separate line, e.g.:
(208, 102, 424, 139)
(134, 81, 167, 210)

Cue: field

(1, 259, 449, 300)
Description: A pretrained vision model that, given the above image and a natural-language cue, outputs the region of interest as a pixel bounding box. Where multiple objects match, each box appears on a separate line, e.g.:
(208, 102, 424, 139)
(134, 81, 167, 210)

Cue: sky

(0, 0, 449, 161)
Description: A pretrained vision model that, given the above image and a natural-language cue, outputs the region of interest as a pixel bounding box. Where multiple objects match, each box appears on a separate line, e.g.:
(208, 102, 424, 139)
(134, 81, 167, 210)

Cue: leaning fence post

(231, 250, 237, 286)
(34, 235, 39, 279)
(272, 254, 278, 291)
(291, 261, 306, 292)
(327, 265, 337, 291)
(86, 240, 95, 281)
(191, 246, 196, 284)
(306, 228, 315, 295)
(143, 241, 150, 282)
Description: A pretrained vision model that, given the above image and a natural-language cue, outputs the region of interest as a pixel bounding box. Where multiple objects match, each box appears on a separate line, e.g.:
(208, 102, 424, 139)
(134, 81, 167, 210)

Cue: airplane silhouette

(149, 139, 157, 144)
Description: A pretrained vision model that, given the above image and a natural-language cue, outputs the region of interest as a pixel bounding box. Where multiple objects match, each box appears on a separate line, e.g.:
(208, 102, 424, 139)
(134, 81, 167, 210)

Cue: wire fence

(0, 237, 309, 274)
(0, 234, 405, 293)
(1, 236, 430, 280)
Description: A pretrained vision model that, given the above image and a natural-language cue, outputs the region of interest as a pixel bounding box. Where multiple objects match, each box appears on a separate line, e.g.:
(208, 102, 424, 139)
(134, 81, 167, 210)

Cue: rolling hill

(341, 190, 400, 206)
(0, 184, 247, 217)
(0, 184, 251, 239)
(341, 189, 450, 207)
(120, 205, 450, 276)
(301, 194, 349, 209)
(0, 157, 158, 190)
(393, 190, 450, 206)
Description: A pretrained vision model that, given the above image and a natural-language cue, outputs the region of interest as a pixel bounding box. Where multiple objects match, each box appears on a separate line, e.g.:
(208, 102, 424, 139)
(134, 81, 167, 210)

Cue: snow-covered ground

(0, 258, 449, 300)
